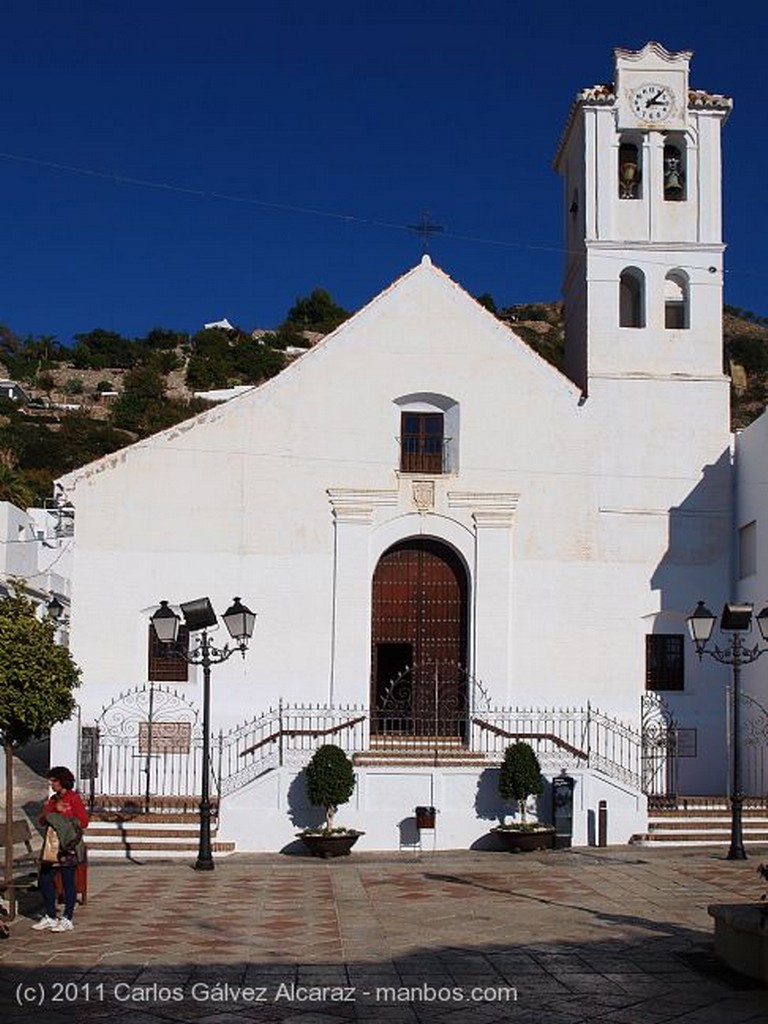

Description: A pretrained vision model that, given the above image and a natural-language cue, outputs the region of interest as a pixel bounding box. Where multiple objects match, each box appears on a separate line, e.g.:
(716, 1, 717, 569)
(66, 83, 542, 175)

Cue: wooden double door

(371, 539, 468, 737)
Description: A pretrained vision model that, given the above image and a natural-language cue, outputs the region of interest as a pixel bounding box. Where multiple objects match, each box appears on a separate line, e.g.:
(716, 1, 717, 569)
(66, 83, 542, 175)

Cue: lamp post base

(727, 796, 747, 860)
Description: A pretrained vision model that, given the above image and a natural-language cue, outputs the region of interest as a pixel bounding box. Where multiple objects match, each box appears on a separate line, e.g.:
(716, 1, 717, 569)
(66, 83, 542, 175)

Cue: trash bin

(552, 772, 575, 849)
(415, 806, 437, 829)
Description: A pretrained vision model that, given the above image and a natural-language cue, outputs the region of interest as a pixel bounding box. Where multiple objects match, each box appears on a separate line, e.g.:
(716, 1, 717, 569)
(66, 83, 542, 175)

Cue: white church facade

(51, 43, 762, 851)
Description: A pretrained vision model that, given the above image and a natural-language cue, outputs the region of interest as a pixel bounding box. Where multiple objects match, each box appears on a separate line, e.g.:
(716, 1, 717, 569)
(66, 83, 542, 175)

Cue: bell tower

(554, 42, 732, 394)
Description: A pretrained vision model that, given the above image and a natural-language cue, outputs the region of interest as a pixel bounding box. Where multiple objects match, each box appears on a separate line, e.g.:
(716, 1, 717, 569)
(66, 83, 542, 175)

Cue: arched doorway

(370, 538, 469, 738)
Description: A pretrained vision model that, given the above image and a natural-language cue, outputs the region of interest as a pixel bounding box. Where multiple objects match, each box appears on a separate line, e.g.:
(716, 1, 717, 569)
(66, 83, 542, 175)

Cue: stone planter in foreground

(708, 904, 768, 984)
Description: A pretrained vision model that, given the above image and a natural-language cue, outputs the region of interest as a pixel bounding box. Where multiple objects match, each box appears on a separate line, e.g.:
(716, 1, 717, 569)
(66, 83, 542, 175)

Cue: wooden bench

(0, 819, 40, 899)
(1, 819, 88, 907)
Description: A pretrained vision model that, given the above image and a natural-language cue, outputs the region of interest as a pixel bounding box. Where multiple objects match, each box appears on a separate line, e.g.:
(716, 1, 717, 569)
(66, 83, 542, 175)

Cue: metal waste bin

(552, 772, 575, 849)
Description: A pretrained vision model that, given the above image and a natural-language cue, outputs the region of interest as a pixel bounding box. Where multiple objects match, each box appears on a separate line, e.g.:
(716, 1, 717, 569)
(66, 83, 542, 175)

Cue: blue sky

(2, 2, 766, 342)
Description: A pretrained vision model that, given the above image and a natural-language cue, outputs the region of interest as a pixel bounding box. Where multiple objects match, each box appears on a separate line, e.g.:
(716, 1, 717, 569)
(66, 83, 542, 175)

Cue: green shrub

(498, 742, 543, 823)
(304, 744, 356, 831)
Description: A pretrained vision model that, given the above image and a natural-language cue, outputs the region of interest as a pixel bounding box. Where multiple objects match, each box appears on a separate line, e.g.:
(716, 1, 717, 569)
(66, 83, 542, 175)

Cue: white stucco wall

(734, 412, 768, 773)
(52, 258, 733, 802)
(219, 763, 647, 852)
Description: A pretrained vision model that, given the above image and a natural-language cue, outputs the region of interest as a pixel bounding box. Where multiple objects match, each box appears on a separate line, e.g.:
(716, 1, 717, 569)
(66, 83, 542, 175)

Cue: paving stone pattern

(0, 847, 766, 1023)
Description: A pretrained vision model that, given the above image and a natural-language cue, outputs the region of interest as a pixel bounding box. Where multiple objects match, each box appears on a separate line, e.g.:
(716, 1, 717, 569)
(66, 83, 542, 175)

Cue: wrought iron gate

(641, 693, 678, 798)
(371, 660, 469, 739)
(743, 692, 768, 798)
(89, 684, 203, 806)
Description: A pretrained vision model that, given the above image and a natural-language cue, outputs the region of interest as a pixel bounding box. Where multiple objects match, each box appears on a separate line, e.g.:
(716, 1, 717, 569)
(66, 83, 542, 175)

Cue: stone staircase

(85, 796, 236, 860)
(353, 736, 491, 767)
(631, 796, 768, 847)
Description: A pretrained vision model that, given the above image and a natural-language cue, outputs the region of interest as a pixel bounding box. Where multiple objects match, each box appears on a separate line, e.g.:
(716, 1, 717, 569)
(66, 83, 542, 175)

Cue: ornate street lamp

(150, 596, 256, 871)
(686, 600, 768, 860)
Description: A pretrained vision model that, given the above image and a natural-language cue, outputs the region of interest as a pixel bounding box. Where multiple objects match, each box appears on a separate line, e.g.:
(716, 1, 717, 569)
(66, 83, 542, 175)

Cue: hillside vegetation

(0, 290, 764, 506)
(494, 300, 768, 431)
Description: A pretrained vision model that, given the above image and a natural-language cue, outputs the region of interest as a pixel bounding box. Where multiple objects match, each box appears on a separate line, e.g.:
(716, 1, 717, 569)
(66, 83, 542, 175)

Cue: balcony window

(400, 412, 445, 474)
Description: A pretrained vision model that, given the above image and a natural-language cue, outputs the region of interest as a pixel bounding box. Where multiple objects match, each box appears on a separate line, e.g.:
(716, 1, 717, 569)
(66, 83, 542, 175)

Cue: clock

(629, 83, 676, 124)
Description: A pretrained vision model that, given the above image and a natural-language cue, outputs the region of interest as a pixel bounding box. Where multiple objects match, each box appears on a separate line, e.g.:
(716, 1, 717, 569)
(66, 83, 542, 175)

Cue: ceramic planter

(298, 831, 363, 859)
(491, 827, 556, 853)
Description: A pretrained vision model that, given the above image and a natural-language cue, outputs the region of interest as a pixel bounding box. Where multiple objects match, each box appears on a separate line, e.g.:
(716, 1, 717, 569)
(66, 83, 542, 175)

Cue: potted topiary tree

(298, 744, 363, 858)
(492, 741, 555, 852)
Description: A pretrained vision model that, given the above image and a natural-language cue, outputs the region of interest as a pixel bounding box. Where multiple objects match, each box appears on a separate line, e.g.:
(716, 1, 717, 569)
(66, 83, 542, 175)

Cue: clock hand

(645, 90, 665, 107)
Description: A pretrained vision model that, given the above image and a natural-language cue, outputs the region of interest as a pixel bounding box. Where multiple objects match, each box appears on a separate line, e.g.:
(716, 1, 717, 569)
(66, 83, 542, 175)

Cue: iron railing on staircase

(87, 689, 656, 805)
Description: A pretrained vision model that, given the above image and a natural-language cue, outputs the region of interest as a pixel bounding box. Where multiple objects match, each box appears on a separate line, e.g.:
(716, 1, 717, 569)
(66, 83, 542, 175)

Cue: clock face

(629, 83, 676, 123)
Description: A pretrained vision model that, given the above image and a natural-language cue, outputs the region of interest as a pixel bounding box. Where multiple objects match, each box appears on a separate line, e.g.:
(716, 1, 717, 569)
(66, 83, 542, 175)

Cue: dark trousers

(39, 864, 76, 920)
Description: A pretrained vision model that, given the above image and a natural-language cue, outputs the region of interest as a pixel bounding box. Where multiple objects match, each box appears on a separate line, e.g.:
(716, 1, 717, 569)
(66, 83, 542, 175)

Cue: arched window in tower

(619, 268, 645, 328)
(663, 141, 686, 201)
(664, 270, 690, 329)
(618, 139, 642, 199)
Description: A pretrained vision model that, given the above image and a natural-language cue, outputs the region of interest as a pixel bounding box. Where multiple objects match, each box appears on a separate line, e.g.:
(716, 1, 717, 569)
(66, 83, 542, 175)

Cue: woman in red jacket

(33, 766, 89, 933)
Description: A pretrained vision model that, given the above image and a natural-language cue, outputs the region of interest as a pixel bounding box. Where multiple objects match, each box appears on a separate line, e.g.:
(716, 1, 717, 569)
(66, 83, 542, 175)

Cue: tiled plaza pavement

(0, 846, 766, 1023)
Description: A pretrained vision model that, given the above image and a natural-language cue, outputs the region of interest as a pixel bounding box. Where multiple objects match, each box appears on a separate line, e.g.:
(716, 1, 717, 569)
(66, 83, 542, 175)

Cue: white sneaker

(51, 917, 74, 932)
(32, 915, 58, 931)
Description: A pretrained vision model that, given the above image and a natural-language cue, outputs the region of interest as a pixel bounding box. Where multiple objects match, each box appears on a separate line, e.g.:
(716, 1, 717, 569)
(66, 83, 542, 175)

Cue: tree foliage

(185, 328, 236, 390)
(726, 333, 768, 374)
(0, 327, 65, 382)
(0, 412, 132, 502)
(285, 288, 349, 334)
(304, 743, 356, 830)
(498, 742, 543, 822)
(0, 584, 80, 747)
(0, 584, 81, 914)
(111, 363, 167, 432)
(475, 292, 498, 314)
(185, 327, 287, 391)
(71, 329, 138, 370)
(0, 463, 36, 508)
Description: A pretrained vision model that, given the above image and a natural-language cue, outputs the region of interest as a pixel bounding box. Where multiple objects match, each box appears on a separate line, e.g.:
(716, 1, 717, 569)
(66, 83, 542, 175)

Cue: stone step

(354, 752, 490, 767)
(631, 796, 768, 846)
(89, 812, 203, 825)
(646, 817, 768, 829)
(368, 741, 468, 749)
(89, 795, 218, 813)
(87, 839, 236, 859)
(84, 799, 235, 860)
(87, 825, 207, 838)
(648, 796, 768, 811)
(632, 833, 768, 846)
(649, 809, 768, 819)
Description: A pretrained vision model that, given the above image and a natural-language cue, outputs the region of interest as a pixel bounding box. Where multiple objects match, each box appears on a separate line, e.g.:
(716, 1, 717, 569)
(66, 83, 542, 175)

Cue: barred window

(645, 634, 684, 691)
(148, 624, 190, 682)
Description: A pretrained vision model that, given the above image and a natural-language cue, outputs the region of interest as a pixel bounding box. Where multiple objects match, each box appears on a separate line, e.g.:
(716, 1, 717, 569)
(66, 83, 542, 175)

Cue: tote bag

(40, 826, 60, 865)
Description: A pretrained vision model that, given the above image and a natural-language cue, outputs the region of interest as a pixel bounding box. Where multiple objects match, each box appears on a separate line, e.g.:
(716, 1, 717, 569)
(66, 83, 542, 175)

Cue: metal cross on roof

(408, 211, 444, 253)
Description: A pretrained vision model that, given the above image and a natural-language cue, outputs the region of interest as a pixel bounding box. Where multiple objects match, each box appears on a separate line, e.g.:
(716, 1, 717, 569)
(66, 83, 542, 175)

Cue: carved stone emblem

(412, 480, 435, 512)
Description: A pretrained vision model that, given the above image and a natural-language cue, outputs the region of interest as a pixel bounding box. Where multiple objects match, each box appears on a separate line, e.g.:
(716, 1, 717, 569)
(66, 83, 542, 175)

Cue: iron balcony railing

(397, 436, 452, 474)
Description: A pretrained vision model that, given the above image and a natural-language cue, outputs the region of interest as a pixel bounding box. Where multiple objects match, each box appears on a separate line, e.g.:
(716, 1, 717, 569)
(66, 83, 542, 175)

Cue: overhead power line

(0, 149, 763, 280)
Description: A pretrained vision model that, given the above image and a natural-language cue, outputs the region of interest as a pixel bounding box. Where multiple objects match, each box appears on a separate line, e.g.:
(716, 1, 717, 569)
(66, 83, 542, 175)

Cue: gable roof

(58, 257, 579, 492)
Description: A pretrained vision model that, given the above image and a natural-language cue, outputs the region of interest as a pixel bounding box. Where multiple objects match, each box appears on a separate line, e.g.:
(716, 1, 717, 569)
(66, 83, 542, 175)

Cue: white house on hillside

(0, 501, 72, 638)
(51, 43, 751, 851)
